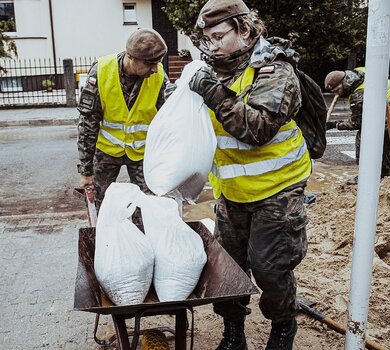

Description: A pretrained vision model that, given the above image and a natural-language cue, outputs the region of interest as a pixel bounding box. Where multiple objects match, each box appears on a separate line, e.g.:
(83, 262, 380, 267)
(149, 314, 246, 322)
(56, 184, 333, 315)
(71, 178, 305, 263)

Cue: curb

(0, 118, 77, 128)
(0, 210, 85, 221)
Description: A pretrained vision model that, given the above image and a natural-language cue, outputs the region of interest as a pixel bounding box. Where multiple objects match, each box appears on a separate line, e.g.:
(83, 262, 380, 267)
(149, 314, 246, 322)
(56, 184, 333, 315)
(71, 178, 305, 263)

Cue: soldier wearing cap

(77, 28, 169, 218)
(325, 68, 390, 183)
(188, 0, 312, 349)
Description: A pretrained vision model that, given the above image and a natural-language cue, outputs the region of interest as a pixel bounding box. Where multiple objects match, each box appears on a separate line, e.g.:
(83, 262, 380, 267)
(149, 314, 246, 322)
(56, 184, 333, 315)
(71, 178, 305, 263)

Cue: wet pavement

(0, 106, 358, 349)
(0, 212, 99, 349)
(0, 107, 78, 128)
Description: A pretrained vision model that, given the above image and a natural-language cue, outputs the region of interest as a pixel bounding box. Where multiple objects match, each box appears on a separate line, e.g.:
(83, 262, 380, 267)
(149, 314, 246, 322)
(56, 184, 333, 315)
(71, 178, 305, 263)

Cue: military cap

(126, 28, 167, 61)
(197, 0, 250, 29)
(324, 71, 346, 91)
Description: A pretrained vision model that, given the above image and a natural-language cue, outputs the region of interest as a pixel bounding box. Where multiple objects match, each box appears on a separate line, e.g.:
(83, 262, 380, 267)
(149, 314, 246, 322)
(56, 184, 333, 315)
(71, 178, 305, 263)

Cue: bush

(42, 79, 55, 88)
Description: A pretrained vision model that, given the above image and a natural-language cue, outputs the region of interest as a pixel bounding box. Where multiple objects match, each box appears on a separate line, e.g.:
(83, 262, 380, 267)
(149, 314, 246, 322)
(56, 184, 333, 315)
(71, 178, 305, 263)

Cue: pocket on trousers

(288, 210, 308, 232)
(287, 207, 308, 268)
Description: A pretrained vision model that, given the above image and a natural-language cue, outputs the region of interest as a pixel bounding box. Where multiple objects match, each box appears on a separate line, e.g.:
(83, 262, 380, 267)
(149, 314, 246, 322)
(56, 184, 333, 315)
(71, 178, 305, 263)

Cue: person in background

(325, 68, 390, 184)
(77, 28, 169, 218)
(189, 0, 312, 349)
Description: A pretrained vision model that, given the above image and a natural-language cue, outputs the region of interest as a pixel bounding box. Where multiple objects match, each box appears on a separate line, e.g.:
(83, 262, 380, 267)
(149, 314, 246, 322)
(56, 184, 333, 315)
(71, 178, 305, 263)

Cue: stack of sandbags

(94, 183, 154, 305)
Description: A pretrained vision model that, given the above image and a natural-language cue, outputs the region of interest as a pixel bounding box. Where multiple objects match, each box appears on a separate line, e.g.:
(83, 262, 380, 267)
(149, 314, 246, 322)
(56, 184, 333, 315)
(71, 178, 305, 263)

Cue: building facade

(1, 0, 194, 60)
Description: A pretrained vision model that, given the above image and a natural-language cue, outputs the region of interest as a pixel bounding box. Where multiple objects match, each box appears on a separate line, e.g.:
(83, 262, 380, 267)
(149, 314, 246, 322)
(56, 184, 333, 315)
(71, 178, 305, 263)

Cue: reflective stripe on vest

(209, 65, 312, 202)
(216, 125, 299, 150)
(101, 119, 149, 133)
(96, 53, 164, 160)
(99, 129, 146, 149)
(212, 134, 308, 179)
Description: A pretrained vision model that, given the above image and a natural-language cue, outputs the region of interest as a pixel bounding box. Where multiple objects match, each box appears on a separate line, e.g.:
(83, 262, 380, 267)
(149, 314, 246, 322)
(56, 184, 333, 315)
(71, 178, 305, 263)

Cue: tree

(0, 19, 17, 72)
(162, 0, 367, 86)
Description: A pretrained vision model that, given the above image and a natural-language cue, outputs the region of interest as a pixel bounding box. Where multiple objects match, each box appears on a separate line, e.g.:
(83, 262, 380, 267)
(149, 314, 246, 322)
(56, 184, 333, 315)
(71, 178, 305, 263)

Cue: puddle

(307, 161, 358, 193)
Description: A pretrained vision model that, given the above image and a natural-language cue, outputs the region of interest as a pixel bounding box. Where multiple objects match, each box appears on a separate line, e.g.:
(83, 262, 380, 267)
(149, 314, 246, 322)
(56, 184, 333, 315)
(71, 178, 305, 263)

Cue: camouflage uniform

(336, 70, 390, 177)
(77, 52, 169, 213)
(208, 37, 309, 323)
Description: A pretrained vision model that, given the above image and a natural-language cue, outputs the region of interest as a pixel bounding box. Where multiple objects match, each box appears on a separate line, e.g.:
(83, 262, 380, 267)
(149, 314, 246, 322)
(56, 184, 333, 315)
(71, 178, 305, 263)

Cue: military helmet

(324, 71, 346, 91)
(126, 28, 167, 62)
(197, 0, 250, 29)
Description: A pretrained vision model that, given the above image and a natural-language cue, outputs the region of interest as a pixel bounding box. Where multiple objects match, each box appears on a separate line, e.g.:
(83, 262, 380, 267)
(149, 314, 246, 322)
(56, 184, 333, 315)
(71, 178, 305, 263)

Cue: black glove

(336, 121, 347, 130)
(326, 121, 338, 130)
(164, 82, 177, 101)
(189, 65, 235, 111)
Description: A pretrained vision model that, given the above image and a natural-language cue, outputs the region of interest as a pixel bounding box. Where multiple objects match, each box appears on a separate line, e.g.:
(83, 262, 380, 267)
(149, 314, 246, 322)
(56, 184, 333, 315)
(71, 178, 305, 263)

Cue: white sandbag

(138, 194, 207, 302)
(94, 183, 154, 305)
(144, 59, 217, 202)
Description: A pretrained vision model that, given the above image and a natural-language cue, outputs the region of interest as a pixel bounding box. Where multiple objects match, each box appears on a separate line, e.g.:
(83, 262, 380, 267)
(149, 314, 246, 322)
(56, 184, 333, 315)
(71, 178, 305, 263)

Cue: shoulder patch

(259, 65, 275, 74)
(79, 90, 96, 111)
(88, 76, 97, 85)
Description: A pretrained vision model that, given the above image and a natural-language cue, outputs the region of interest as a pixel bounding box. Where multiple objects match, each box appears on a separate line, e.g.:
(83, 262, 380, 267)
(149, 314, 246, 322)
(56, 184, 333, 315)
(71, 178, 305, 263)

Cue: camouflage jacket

(77, 51, 168, 176)
(209, 36, 302, 147)
(337, 69, 365, 131)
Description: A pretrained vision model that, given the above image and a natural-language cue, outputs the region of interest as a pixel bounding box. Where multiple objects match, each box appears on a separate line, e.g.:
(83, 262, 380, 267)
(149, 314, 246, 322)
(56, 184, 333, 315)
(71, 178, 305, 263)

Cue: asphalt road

(0, 121, 360, 350)
(0, 123, 359, 217)
(0, 125, 83, 216)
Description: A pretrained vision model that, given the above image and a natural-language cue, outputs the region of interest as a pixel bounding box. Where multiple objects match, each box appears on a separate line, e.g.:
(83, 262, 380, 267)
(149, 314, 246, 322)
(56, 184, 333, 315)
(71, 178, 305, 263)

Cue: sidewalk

(0, 107, 79, 128)
(0, 95, 351, 129)
(0, 213, 104, 349)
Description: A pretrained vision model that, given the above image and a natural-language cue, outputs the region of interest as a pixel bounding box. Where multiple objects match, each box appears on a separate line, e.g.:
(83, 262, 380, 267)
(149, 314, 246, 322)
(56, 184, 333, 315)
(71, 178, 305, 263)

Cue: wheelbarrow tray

(74, 221, 258, 315)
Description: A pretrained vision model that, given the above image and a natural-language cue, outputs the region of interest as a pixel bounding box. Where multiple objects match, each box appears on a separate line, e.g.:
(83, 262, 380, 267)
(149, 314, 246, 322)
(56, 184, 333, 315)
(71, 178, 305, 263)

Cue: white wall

(11, 0, 53, 60)
(52, 0, 152, 59)
(8, 0, 153, 61)
(178, 33, 201, 60)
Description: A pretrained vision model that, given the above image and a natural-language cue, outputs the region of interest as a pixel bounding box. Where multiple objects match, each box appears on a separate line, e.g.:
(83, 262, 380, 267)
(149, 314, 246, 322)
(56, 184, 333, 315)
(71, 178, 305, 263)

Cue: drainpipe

(344, 0, 390, 349)
(48, 0, 58, 83)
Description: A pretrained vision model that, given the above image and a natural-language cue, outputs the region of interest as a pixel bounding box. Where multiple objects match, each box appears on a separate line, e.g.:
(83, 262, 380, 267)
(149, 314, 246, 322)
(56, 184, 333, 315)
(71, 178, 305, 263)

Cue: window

(0, 0, 16, 32)
(1, 77, 22, 92)
(123, 3, 137, 24)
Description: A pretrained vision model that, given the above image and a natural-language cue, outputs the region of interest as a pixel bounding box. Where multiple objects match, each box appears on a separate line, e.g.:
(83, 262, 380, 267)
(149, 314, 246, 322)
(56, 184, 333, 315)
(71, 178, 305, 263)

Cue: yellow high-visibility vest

(350, 67, 390, 101)
(352, 80, 390, 101)
(96, 53, 164, 160)
(209, 66, 312, 202)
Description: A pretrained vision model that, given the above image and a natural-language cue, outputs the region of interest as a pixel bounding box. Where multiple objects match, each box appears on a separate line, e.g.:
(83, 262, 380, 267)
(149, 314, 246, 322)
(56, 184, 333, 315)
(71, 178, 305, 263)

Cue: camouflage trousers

(355, 129, 390, 177)
(213, 184, 308, 323)
(93, 149, 152, 227)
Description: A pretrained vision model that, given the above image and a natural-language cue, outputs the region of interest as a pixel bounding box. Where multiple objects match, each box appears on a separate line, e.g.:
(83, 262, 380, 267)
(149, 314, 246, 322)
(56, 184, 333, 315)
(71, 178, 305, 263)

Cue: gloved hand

(164, 82, 177, 101)
(189, 65, 235, 111)
(80, 175, 93, 190)
(326, 121, 338, 130)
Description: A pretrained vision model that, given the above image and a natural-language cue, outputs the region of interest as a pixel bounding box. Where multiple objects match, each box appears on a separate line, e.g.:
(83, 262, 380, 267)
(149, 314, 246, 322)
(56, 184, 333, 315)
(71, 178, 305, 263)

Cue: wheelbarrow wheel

(140, 330, 170, 350)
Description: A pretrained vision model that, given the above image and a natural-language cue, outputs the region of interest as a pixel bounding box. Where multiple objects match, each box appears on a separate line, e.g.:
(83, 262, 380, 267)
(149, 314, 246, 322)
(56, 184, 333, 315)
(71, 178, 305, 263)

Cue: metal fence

(0, 57, 95, 108)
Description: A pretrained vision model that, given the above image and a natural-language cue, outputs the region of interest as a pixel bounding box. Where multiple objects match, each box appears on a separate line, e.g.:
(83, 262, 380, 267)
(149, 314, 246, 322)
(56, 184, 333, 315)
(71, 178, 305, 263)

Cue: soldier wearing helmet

(325, 68, 390, 182)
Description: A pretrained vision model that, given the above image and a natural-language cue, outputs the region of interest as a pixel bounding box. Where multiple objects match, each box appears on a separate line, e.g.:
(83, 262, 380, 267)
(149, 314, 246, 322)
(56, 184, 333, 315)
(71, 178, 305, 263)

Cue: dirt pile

(184, 166, 390, 349)
(295, 175, 390, 349)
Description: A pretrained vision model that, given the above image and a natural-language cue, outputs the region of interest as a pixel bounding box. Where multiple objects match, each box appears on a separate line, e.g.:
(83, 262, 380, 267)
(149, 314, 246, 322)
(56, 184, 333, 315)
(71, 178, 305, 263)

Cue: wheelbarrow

(73, 197, 259, 349)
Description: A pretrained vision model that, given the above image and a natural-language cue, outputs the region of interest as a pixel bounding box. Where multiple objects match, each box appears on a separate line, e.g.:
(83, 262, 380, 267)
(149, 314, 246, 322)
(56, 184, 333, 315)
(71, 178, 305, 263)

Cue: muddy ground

(89, 161, 390, 350)
(4, 155, 388, 349)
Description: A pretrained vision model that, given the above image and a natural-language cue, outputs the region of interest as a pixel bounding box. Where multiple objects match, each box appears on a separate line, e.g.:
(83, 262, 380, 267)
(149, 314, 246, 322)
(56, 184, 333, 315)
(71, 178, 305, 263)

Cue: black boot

(265, 318, 297, 350)
(216, 318, 248, 350)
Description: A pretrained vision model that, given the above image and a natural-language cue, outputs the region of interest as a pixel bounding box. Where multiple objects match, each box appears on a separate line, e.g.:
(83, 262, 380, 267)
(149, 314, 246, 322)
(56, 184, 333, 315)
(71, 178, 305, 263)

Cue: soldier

(77, 28, 169, 217)
(325, 68, 390, 183)
(189, 0, 312, 349)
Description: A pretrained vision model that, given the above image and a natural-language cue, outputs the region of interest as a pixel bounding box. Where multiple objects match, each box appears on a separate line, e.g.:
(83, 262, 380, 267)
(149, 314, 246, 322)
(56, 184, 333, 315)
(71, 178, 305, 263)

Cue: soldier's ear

(241, 22, 251, 40)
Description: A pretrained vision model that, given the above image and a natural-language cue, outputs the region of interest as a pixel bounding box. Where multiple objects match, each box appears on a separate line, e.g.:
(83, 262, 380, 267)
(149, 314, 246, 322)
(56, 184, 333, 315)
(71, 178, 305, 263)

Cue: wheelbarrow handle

(73, 187, 98, 227)
(85, 186, 97, 227)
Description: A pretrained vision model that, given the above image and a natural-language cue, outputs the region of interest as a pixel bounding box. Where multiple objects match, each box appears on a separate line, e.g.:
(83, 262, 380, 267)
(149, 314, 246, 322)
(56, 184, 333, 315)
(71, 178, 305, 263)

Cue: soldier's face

(124, 54, 159, 78)
(202, 21, 250, 57)
(331, 82, 344, 96)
